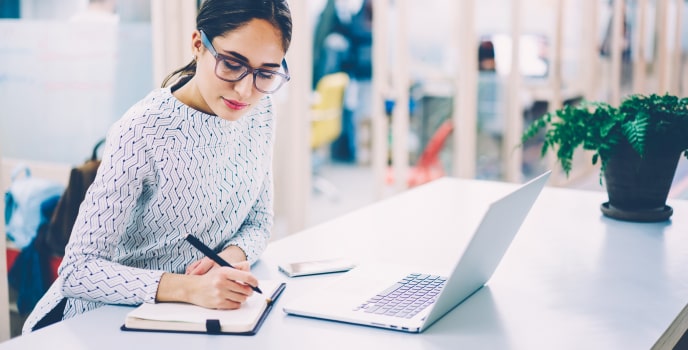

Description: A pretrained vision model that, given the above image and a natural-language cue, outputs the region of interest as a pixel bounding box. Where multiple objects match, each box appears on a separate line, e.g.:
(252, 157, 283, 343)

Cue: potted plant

(521, 93, 688, 222)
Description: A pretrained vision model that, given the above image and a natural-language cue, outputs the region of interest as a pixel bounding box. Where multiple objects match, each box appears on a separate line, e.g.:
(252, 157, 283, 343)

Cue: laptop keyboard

(352, 273, 447, 319)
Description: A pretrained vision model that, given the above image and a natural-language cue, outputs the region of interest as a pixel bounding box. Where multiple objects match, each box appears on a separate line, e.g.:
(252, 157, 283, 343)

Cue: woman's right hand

(157, 266, 259, 309)
(188, 266, 258, 309)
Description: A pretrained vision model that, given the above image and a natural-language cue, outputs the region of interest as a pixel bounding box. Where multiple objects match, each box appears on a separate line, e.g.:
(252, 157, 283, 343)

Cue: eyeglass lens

(216, 57, 286, 93)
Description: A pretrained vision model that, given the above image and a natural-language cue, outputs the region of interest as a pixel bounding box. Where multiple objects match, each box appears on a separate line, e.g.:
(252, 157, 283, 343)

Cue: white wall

(0, 21, 153, 165)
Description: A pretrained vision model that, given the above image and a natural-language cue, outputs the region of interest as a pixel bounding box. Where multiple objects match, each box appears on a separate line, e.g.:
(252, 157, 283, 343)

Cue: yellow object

(310, 72, 350, 149)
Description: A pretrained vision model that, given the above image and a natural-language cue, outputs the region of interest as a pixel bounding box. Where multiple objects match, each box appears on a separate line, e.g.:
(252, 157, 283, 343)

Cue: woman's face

(191, 19, 286, 121)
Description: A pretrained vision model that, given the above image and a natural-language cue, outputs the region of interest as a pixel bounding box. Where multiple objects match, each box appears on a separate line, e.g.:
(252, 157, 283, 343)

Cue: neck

(172, 77, 214, 115)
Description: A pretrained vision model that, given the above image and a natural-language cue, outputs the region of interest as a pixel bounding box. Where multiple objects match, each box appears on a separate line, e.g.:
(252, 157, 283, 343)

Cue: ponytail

(161, 59, 197, 88)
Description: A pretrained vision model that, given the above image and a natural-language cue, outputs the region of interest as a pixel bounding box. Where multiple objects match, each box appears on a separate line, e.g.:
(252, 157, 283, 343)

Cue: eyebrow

(221, 50, 281, 69)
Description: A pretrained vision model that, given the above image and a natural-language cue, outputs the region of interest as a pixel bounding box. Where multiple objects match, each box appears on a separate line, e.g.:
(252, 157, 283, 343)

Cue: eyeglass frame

(199, 30, 290, 94)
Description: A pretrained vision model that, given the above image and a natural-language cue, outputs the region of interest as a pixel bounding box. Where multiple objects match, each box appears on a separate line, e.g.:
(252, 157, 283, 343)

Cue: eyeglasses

(200, 30, 290, 94)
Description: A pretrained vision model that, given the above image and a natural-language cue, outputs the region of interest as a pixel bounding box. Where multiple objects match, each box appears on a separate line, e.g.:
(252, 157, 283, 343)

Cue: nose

(232, 73, 254, 98)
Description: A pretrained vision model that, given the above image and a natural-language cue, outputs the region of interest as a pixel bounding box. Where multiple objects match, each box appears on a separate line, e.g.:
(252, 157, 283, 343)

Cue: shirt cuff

(143, 270, 165, 304)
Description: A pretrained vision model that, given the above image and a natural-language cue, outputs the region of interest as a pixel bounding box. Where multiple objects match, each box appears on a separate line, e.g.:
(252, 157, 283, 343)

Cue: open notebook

(121, 280, 286, 335)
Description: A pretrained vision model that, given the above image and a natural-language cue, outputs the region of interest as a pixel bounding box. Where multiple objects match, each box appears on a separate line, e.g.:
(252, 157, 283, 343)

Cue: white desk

(2, 178, 688, 349)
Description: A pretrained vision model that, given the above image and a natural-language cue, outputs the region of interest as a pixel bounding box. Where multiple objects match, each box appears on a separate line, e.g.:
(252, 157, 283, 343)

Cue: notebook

(283, 171, 550, 333)
(121, 280, 286, 335)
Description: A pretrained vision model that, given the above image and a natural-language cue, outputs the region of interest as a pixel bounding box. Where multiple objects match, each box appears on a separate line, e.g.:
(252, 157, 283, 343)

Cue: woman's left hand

(186, 258, 251, 275)
(185, 257, 216, 275)
(185, 245, 249, 275)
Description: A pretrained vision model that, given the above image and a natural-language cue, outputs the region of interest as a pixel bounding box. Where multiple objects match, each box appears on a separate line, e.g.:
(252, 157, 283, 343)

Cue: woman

(24, 0, 292, 332)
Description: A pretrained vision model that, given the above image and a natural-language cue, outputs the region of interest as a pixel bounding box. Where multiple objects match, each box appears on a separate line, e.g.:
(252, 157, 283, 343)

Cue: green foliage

(521, 93, 688, 176)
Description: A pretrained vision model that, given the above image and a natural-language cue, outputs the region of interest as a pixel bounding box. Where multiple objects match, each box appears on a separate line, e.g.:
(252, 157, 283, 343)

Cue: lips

(222, 97, 248, 111)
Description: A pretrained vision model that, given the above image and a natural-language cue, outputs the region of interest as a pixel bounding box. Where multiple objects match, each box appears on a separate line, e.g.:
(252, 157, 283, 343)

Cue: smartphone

(278, 258, 356, 277)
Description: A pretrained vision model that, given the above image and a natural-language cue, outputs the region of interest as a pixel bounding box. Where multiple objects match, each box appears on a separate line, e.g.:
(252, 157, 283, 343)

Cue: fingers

(196, 287, 247, 310)
(232, 261, 251, 272)
(213, 298, 242, 310)
(212, 287, 255, 309)
(186, 258, 251, 275)
(195, 268, 256, 309)
(216, 284, 253, 306)
(186, 257, 214, 275)
(185, 260, 201, 274)
(219, 266, 259, 293)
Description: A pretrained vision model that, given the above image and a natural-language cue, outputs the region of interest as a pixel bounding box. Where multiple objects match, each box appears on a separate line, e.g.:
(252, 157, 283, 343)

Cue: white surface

(0, 152, 9, 341)
(2, 177, 688, 349)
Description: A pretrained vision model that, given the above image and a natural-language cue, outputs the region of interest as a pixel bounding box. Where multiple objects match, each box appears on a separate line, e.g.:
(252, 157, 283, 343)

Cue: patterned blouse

(24, 88, 276, 332)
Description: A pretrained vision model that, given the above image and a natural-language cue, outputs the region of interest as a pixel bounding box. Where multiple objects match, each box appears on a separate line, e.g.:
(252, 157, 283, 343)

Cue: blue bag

(4, 165, 64, 249)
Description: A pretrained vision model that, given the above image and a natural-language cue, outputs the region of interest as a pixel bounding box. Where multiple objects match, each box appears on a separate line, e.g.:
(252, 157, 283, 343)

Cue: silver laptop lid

(421, 171, 551, 331)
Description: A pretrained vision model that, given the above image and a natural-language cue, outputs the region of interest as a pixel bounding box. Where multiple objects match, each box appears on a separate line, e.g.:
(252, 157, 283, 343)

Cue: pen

(184, 233, 263, 294)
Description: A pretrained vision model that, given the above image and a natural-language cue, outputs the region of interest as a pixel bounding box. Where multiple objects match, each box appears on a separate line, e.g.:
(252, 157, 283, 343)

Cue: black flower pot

(601, 141, 681, 222)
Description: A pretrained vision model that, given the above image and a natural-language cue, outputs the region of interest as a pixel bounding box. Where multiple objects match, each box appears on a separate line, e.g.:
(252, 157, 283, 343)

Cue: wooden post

(657, 0, 669, 94)
(372, 0, 390, 199)
(549, 0, 564, 113)
(150, 0, 197, 86)
(391, 0, 410, 192)
(610, 0, 625, 105)
(503, 0, 523, 183)
(670, 0, 683, 95)
(583, 0, 600, 101)
(453, 0, 477, 179)
(633, 0, 648, 94)
(546, 0, 566, 185)
(277, 0, 311, 234)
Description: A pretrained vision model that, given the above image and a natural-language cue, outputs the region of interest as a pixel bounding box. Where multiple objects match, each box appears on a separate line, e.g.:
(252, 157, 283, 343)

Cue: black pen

(184, 234, 263, 294)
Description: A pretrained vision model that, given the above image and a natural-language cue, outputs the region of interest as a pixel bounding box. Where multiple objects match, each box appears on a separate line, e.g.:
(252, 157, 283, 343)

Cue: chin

(216, 110, 248, 122)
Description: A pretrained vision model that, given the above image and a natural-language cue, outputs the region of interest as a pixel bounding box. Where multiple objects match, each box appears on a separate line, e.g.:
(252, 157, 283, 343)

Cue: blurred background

(2, 0, 688, 339)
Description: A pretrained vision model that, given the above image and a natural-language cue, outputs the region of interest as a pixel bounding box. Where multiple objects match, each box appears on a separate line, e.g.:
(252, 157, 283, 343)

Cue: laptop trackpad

(288, 263, 416, 311)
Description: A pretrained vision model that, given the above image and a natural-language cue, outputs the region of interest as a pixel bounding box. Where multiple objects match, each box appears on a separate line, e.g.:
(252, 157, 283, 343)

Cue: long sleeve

(226, 161, 274, 264)
(59, 114, 163, 306)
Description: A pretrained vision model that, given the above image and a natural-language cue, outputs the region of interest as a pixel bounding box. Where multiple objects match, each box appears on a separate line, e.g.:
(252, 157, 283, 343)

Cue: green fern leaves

(621, 111, 649, 157)
(521, 93, 688, 177)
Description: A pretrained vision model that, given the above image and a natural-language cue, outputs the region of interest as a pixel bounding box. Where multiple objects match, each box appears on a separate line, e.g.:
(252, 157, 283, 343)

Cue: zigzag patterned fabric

(24, 88, 276, 332)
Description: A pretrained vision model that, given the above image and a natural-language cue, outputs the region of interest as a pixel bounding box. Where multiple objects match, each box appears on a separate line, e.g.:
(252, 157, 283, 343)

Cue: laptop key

(377, 283, 405, 297)
(364, 305, 381, 313)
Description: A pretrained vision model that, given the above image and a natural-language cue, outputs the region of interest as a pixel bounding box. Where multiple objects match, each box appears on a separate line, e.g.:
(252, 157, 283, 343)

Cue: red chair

(408, 120, 454, 187)
(387, 119, 454, 188)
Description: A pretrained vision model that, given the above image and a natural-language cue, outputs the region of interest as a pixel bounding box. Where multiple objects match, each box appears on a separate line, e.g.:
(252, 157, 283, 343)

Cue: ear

(190, 30, 203, 58)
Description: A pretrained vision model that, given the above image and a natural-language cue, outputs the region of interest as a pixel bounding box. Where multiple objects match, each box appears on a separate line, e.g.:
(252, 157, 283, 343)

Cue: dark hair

(478, 41, 495, 61)
(161, 0, 293, 88)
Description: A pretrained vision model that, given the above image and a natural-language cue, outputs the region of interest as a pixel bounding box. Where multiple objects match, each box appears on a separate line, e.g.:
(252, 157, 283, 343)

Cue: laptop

(283, 171, 551, 333)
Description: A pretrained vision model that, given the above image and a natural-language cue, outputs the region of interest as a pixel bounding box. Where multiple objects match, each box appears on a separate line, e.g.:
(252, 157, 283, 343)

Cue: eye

(256, 70, 278, 80)
(221, 59, 245, 72)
